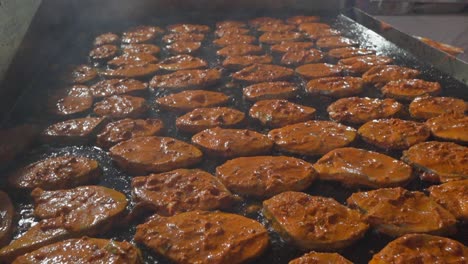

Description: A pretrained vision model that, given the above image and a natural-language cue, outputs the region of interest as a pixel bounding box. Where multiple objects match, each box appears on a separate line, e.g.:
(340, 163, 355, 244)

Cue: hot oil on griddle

(2, 11, 467, 264)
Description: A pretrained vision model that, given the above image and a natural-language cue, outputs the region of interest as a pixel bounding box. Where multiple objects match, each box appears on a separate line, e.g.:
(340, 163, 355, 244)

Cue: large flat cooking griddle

(0, 3, 466, 264)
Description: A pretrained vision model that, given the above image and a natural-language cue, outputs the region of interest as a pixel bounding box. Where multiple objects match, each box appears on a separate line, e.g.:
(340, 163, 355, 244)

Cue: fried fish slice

(122, 43, 160, 55)
(0, 186, 127, 263)
(327, 97, 402, 124)
(0, 219, 69, 263)
(299, 22, 331, 32)
(122, 26, 164, 44)
(54, 95, 93, 116)
(66, 84, 91, 97)
(213, 35, 256, 47)
(409, 96, 467, 120)
(89, 44, 118, 62)
(101, 64, 160, 78)
(382, 79, 441, 101)
(192, 127, 273, 158)
(156, 90, 229, 112)
(132, 169, 236, 216)
(216, 156, 316, 198)
(233, 64, 294, 83)
(306, 77, 364, 97)
(176, 107, 245, 133)
(216, 44, 263, 57)
(31, 186, 127, 230)
(0, 191, 14, 248)
(8, 156, 101, 190)
(162, 33, 205, 44)
(134, 211, 269, 264)
(259, 31, 303, 44)
(214, 27, 250, 37)
(402, 141, 468, 183)
(358, 119, 430, 150)
(258, 23, 296, 32)
(167, 24, 210, 34)
(289, 252, 352, 264)
(426, 113, 468, 143)
(216, 20, 247, 29)
(428, 179, 468, 221)
(369, 234, 468, 264)
(42, 117, 107, 144)
(149, 68, 221, 90)
(295, 63, 342, 80)
(249, 99, 316, 128)
(263, 191, 368, 250)
(12, 237, 142, 264)
(338, 55, 393, 74)
(281, 49, 324, 66)
(70, 65, 97, 84)
(270, 42, 314, 54)
(347, 187, 456, 237)
(93, 95, 148, 119)
(89, 79, 147, 98)
(158, 54, 207, 71)
(298, 23, 340, 40)
(166, 41, 202, 55)
(96, 118, 164, 148)
(316, 36, 357, 50)
(107, 53, 158, 68)
(268, 121, 357, 156)
(362, 65, 420, 86)
(222, 55, 273, 70)
(93, 32, 119, 46)
(109, 136, 203, 174)
(286, 16, 320, 25)
(243, 81, 298, 101)
(327, 47, 375, 60)
(249, 17, 283, 28)
(313, 148, 413, 188)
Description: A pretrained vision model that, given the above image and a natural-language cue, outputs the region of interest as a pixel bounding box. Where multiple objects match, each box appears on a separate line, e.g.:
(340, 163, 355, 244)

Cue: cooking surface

(1, 10, 467, 264)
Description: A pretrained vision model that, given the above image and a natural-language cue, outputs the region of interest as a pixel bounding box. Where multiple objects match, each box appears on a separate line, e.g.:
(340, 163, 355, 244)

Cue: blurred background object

(354, 0, 467, 61)
(355, 0, 468, 15)
(0, 0, 41, 83)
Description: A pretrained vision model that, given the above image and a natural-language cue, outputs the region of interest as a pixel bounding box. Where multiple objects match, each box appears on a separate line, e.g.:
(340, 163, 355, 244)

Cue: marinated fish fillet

(110, 136, 203, 174)
(268, 121, 357, 156)
(313, 148, 413, 188)
(426, 113, 468, 143)
(263, 192, 368, 250)
(428, 179, 468, 221)
(12, 237, 141, 264)
(0, 186, 127, 262)
(192, 127, 273, 158)
(347, 187, 457, 237)
(358, 119, 430, 150)
(132, 169, 235, 216)
(402, 141, 468, 183)
(369, 234, 468, 264)
(8, 156, 100, 190)
(216, 156, 316, 198)
(176, 107, 245, 133)
(135, 211, 268, 264)
(289, 251, 352, 264)
(409, 96, 467, 120)
(327, 97, 402, 124)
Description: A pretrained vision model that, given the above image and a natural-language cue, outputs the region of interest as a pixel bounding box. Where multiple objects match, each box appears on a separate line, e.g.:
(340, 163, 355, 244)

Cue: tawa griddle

(0, 3, 467, 264)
